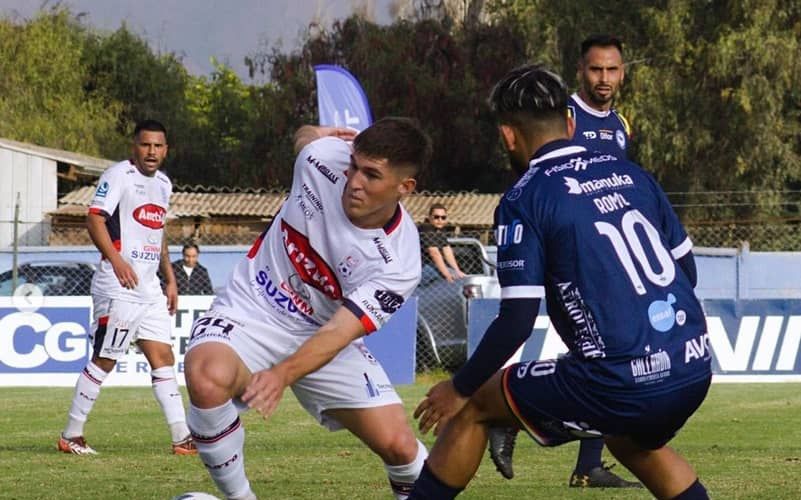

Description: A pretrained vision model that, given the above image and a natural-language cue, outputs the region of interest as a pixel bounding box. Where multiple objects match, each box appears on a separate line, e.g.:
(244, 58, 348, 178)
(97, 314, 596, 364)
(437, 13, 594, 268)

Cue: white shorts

(187, 309, 402, 431)
(90, 296, 172, 360)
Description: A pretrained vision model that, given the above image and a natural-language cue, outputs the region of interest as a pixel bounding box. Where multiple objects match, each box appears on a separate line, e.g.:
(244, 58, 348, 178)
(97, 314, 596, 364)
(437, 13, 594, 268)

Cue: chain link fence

(4, 195, 801, 373)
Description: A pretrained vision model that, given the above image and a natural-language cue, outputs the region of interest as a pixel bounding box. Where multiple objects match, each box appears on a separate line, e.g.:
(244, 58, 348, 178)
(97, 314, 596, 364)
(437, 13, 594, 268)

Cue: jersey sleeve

(294, 136, 351, 186)
(88, 165, 124, 218)
(495, 196, 546, 300)
(342, 270, 419, 334)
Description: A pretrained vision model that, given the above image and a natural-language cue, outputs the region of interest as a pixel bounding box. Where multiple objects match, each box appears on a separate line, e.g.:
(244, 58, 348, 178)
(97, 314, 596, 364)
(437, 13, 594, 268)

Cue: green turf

(2, 381, 800, 499)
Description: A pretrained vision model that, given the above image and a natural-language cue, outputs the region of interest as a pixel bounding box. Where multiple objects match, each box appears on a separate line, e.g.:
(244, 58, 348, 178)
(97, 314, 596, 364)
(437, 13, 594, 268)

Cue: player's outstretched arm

(293, 125, 358, 154)
(241, 306, 366, 419)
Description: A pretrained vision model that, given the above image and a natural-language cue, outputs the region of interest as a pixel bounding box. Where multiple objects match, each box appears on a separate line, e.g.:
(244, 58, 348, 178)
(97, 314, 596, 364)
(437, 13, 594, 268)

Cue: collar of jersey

(571, 92, 612, 118)
(528, 140, 586, 169)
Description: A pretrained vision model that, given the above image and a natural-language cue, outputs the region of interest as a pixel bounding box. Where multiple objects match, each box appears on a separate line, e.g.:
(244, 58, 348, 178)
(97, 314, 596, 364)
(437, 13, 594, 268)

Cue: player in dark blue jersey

(568, 34, 631, 157)
(409, 65, 711, 500)
(488, 34, 640, 488)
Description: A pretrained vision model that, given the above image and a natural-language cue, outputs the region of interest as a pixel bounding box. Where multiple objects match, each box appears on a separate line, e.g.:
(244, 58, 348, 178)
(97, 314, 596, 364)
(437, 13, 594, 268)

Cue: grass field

(2, 378, 800, 499)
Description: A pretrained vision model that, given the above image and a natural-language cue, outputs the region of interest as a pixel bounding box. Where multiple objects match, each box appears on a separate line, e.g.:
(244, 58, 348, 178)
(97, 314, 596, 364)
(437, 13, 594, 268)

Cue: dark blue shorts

(501, 356, 711, 450)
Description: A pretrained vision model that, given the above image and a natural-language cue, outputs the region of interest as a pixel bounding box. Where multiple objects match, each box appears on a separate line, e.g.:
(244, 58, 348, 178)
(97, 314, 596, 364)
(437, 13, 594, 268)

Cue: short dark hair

(488, 64, 568, 130)
(134, 119, 168, 140)
(428, 203, 447, 215)
(353, 117, 432, 176)
(182, 243, 199, 253)
(580, 34, 623, 59)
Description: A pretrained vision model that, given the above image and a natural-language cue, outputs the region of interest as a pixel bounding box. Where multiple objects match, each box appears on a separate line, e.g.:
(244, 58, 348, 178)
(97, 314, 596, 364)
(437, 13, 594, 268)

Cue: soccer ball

(171, 493, 221, 500)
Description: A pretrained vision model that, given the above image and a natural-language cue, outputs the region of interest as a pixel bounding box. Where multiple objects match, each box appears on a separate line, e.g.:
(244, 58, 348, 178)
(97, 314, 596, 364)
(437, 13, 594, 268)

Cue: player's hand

(242, 368, 288, 420)
(164, 281, 178, 315)
(454, 270, 466, 279)
(112, 259, 139, 289)
(413, 379, 468, 436)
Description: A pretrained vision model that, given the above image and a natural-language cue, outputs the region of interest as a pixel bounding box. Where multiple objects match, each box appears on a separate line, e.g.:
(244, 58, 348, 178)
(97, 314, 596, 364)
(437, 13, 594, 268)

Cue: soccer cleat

(172, 436, 198, 456)
(569, 462, 643, 488)
(58, 434, 97, 455)
(488, 427, 518, 479)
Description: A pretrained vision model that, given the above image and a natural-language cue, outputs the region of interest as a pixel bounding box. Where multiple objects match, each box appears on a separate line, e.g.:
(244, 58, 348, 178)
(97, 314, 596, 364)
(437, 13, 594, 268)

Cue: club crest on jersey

(374, 290, 404, 314)
(133, 204, 166, 229)
(616, 130, 626, 150)
(281, 220, 342, 299)
(337, 255, 361, 279)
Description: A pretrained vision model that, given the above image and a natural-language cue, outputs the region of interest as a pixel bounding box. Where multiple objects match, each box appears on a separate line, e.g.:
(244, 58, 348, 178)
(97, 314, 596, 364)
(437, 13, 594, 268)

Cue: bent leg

(328, 404, 426, 499)
(185, 340, 255, 500)
(605, 435, 704, 499)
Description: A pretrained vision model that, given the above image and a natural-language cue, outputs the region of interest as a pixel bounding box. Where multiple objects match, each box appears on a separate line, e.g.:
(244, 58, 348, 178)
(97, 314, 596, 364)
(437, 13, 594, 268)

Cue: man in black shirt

(419, 204, 465, 283)
(170, 244, 214, 295)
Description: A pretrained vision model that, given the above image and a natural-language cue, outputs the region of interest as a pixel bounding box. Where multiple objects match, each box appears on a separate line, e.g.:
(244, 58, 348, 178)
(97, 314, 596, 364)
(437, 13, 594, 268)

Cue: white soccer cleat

(58, 434, 98, 455)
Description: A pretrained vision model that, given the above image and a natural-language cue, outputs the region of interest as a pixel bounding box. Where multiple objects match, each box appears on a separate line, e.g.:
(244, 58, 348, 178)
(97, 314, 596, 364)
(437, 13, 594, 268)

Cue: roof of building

(53, 185, 502, 226)
(0, 138, 113, 176)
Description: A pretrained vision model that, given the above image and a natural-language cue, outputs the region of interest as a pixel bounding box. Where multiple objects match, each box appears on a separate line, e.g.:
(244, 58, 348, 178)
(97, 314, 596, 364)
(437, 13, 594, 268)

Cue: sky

(0, 0, 396, 80)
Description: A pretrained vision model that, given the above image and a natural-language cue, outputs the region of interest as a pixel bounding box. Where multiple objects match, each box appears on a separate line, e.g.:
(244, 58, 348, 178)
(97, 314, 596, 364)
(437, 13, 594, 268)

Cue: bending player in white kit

(58, 119, 196, 456)
(184, 118, 433, 500)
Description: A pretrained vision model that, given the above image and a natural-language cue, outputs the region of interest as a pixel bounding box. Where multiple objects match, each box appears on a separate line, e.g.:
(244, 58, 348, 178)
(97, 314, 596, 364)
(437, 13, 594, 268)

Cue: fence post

(11, 192, 20, 293)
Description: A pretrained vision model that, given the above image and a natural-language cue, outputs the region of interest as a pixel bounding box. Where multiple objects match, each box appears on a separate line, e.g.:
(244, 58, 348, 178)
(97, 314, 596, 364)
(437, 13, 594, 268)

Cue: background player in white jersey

(58, 120, 196, 457)
(488, 34, 641, 488)
(409, 65, 710, 500)
(184, 118, 432, 500)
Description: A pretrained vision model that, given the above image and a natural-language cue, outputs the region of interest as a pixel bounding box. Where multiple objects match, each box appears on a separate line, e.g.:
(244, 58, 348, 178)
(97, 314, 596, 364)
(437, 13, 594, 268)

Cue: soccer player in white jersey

(184, 117, 433, 500)
(58, 120, 196, 456)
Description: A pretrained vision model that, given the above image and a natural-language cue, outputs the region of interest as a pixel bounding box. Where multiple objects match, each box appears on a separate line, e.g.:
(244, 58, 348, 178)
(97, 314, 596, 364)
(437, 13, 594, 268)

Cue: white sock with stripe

(63, 361, 108, 438)
(188, 402, 254, 500)
(385, 439, 428, 499)
(150, 366, 190, 442)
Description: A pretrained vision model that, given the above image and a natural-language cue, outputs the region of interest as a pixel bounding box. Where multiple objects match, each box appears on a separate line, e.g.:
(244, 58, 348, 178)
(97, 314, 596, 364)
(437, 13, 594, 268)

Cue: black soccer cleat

(569, 462, 643, 488)
(488, 427, 518, 479)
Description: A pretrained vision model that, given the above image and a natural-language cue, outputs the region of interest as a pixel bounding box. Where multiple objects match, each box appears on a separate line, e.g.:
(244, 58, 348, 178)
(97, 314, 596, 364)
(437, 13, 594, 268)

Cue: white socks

(150, 366, 190, 442)
(188, 402, 254, 500)
(63, 361, 108, 438)
(385, 439, 428, 500)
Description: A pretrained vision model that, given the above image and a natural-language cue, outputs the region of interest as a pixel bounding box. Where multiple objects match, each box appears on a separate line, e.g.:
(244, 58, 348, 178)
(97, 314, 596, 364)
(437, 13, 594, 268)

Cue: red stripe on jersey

(88, 207, 108, 217)
(360, 315, 376, 334)
(98, 315, 109, 326)
(383, 205, 402, 235)
(247, 229, 267, 259)
(343, 299, 377, 334)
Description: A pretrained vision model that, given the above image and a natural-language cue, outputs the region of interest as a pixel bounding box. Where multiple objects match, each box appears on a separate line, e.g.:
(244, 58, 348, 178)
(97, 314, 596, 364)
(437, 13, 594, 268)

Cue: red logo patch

(281, 220, 342, 299)
(133, 204, 166, 229)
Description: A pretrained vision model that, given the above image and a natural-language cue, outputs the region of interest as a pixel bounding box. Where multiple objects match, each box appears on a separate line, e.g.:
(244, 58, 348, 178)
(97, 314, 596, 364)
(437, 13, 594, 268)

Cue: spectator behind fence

(171, 244, 214, 295)
(419, 204, 465, 284)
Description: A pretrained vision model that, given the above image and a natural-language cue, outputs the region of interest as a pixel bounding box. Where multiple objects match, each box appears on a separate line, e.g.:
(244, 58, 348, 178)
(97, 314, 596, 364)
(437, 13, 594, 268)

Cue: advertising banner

(0, 296, 416, 387)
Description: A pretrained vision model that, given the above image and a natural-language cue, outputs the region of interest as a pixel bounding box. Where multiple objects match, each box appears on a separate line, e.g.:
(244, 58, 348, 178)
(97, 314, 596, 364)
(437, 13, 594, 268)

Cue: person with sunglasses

(419, 204, 465, 284)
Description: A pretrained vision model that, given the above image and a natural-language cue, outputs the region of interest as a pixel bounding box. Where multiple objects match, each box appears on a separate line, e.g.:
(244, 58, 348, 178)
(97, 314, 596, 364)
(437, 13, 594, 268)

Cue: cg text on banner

(314, 64, 372, 132)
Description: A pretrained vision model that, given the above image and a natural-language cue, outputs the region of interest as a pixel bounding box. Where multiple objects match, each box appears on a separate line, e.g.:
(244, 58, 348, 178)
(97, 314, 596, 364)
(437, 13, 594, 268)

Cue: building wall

(0, 148, 57, 248)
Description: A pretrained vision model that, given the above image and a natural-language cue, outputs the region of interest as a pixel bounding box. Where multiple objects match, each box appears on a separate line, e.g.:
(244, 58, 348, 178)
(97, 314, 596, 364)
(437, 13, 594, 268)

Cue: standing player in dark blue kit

(409, 65, 711, 500)
(488, 34, 640, 488)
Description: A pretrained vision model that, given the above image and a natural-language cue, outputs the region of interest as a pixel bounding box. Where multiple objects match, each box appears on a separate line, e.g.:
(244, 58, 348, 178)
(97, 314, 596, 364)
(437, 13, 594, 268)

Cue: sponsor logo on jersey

(253, 270, 315, 318)
(616, 129, 626, 150)
(294, 195, 315, 220)
(564, 172, 634, 195)
(133, 204, 166, 229)
(557, 281, 605, 359)
(372, 237, 393, 264)
(685, 333, 711, 364)
(582, 131, 597, 139)
(361, 298, 387, 325)
(648, 294, 678, 332)
(496, 220, 524, 249)
(95, 181, 109, 198)
(599, 129, 614, 141)
(281, 220, 342, 299)
(544, 155, 616, 177)
(374, 290, 404, 314)
(302, 183, 324, 212)
(630, 350, 672, 384)
(497, 259, 525, 270)
(306, 154, 339, 184)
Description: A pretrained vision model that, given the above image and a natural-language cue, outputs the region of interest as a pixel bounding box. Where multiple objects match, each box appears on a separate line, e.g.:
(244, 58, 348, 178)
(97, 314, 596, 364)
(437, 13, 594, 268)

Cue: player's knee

(90, 356, 116, 373)
(378, 428, 420, 464)
(184, 346, 234, 406)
